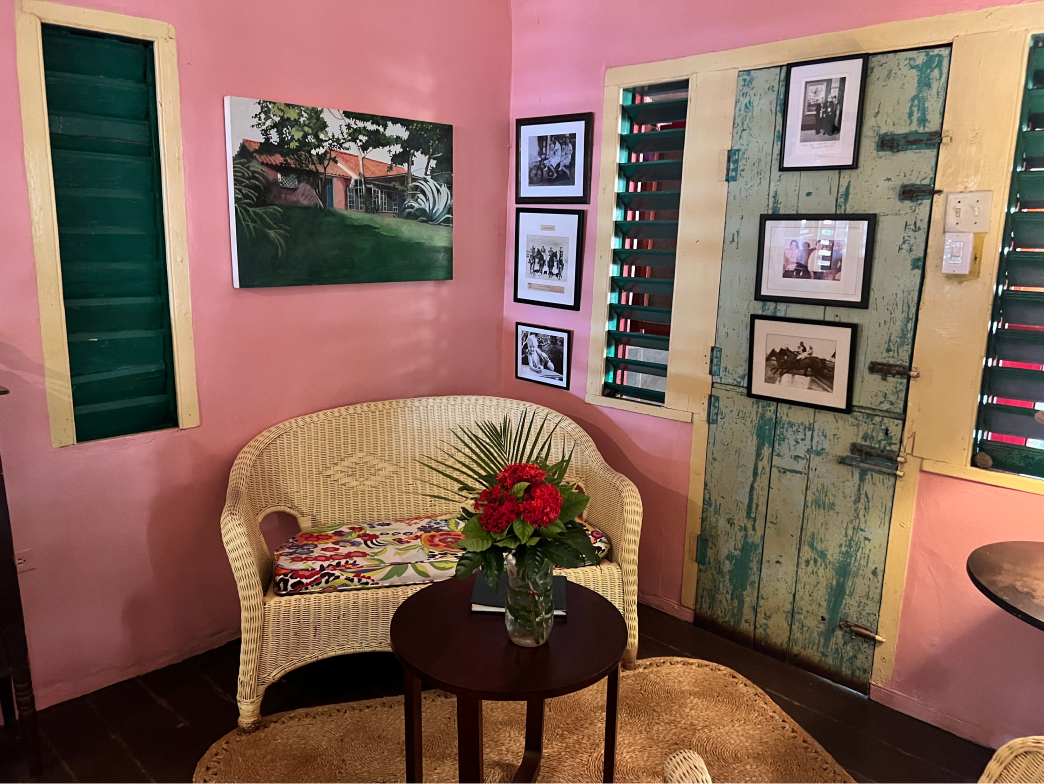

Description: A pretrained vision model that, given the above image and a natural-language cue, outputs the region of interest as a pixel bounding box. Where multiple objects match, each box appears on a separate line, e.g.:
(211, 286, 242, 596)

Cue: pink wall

(873, 473, 1044, 748)
(0, 0, 511, 706)
(504, 0, 1036, 749)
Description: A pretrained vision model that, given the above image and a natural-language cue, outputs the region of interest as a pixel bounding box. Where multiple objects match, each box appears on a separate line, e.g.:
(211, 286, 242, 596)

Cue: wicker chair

(980, 737, 1044, 783)
(664, 750, 713, 783)
(220, 395, 643, 730)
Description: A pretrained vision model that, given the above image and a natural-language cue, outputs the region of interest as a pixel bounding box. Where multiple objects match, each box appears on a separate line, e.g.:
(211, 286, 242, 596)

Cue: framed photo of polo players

(514, 208, 585, 310)
(516, 323, 573, 390)
(516, 113, 594, 203)
(747, 315, 857, 413)
(780, 55, 868, 171)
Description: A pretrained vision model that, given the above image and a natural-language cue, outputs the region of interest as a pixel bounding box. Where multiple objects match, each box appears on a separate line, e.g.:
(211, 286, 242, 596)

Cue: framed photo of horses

(516, 323, 572, 390)
(755, 214, 876, 308)
(747, 315, 857, 413)
(515, 113, 594, 204)
(513, 208, 585, 310)
(780, 55, 868, 171)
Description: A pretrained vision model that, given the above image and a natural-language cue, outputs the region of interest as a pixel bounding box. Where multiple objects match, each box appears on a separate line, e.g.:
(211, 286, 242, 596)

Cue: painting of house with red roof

(224, 97, 452, 288)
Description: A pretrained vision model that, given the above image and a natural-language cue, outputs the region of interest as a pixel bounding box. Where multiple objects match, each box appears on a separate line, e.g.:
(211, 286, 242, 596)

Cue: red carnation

(475, 484, 520, 534)
(520, 482, 563, 528)
(497, 463, 546, 489)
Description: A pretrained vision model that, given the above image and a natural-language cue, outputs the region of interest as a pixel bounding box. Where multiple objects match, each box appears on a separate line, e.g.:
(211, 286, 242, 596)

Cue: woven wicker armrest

(664, 750, 713, 783)
(980, 736, 1044, 783)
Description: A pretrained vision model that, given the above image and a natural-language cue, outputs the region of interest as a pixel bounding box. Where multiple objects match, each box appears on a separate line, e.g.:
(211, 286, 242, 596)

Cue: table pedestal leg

(604, 663, 620, 783)
(404, 670, 423, 783)
(457, 695, 484, 783)
(512, 698, 544, 783)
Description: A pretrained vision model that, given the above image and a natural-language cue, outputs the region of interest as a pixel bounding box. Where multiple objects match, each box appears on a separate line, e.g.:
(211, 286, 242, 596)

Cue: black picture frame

(515, 112, 594, 204)
(746, 314, 858, 413)
(779, 54, 869, 172)
(754, 213, 876, 309)
(515, 322, 573, 390)
(513, 208, 585, 311)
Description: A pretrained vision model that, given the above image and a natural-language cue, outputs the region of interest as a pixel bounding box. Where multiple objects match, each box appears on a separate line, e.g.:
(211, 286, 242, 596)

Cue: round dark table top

(967, 541, 1044, 632)
(390, 575, 627, 701)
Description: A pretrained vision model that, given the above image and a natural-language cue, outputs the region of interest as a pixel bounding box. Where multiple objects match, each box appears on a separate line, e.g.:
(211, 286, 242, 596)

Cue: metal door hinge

(709, 346, 722, 377)
(695, 533, 709, 565)
(839, 618, 885, 643)
(869, 361, 920, 379)
(724, 149, 741, 182)
(707, 394, 720, 425)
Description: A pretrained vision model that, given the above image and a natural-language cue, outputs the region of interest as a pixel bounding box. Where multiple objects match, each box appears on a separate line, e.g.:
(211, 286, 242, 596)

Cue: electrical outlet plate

(944, 191, 992, 233)
(15, 549, 35, 573)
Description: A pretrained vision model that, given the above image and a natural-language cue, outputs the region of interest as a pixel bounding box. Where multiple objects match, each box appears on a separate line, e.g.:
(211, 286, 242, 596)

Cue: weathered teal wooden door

(694, 48, 950, 691)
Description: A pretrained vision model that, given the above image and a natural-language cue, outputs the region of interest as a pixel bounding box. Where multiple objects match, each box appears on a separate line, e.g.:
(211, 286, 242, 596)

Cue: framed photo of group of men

(511, 113, 593, 390)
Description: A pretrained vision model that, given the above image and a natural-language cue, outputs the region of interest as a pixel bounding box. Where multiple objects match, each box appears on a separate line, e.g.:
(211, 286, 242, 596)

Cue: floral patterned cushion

(272, 514, 610, 596)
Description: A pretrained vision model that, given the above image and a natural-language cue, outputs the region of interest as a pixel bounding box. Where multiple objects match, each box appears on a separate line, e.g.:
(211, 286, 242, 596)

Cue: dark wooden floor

(0, 604, 994, 783)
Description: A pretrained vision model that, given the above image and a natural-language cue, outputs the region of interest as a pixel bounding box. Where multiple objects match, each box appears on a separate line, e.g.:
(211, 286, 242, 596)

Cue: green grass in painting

(236, 206, 453, 288)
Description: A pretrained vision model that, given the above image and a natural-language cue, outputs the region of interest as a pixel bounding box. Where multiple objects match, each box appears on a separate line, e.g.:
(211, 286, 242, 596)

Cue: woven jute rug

(194, 657, 853, 783)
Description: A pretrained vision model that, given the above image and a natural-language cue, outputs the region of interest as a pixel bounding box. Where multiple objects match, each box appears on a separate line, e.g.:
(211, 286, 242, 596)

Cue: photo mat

(755, 214, 876, 308)
(516, 323, 572, 390)
(780, 55, 868, 171)
(515, 113, 593, 203)
(513, 209, 585, 310)
(747, 315, 857, 412)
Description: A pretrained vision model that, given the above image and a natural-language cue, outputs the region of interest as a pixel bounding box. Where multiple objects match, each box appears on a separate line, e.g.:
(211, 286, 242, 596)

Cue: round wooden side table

(390, 575, 627, 783)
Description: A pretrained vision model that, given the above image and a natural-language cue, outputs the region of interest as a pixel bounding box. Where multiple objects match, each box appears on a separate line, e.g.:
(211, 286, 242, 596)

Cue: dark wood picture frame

(513, 208, 585, 311)
(746, 314, 858, 414)
(515, 322, 573, 391)
(754, 213, 876, 309)
(515, 112, 594, 204)
(779, 54, 869, 172)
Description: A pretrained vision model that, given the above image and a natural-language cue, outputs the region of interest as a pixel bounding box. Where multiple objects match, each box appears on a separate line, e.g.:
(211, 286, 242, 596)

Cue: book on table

(471, 573, 568, 617)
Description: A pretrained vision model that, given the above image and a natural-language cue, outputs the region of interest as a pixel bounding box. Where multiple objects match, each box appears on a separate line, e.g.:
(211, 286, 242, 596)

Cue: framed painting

(747, 315, 858, 413)
(224, 96, 452, 288)
(780, 55, 868, 171)
(755, 213, 876, 308)
(516, 323, 572, 390)
(515, 113, 593, 204)
(513, 209, 585, 310)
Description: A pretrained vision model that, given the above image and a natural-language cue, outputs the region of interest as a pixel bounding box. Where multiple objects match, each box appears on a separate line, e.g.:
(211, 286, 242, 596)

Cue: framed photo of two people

(515, 113, 594, 204)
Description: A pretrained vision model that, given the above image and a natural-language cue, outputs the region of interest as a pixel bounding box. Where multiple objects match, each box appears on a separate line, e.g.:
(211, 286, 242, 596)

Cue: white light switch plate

(944, 191, 992, 233)
(943, 232, 974, 275)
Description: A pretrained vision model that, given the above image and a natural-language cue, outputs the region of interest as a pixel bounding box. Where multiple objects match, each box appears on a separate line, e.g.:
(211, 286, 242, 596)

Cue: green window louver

(602, 80, 688, 406)
(42, 24, 178, 442)
(974, 35, 1044, 476)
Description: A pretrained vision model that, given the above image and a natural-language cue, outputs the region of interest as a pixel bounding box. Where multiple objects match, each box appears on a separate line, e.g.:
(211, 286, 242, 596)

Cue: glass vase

(504, 553, 554, 647)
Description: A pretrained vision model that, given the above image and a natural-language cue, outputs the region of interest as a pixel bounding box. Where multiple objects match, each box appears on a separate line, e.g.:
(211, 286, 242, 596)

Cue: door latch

(868, 361, 920, 379)
(839, 618, 885, 643)
(839, 442, 904, 477)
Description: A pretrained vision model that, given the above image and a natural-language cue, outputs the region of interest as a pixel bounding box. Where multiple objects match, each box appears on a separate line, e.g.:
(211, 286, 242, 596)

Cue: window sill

(920, 459, 1044, 498)
(584, 393, 693, 423)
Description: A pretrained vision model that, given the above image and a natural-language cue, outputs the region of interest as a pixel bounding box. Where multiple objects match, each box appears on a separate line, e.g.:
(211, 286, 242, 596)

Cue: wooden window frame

(16, 0, 199, 446)
(587, 1, 1044, 688)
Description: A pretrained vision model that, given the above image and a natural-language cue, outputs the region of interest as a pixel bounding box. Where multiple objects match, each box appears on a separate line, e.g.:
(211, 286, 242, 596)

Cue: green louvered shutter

(42, 25, 178, 442)
(602, 80, 689, 406)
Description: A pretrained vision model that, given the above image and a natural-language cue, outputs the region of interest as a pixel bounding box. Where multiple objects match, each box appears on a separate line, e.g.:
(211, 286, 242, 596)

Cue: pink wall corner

(503, 0, 1032, 623)
(0, 0, 511, 706)
(873, 472, 1044, 749)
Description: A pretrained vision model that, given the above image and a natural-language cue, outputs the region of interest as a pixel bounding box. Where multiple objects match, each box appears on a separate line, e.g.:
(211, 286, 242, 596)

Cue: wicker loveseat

(220, 395, 643, 730)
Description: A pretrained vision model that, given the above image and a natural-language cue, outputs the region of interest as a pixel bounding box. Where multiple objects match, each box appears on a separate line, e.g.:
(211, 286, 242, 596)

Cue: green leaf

(543, 519, 566, 536)
(462, 536, 492, 552)
(381, 563, 409, 580)
(463, 516, 485, 539)
(522, 543, 547, 575)
(511, 481, 530, 498)
(562, 520, 600, 564)
(527, 536, 540, 546)
(455, 551, 483, 579)
(537, 538, 584, 569)
(480, 548, 504, 590)
(558, 491, 590, 525)
(499, 536, 521, 549)
(513, 519, 535, 544)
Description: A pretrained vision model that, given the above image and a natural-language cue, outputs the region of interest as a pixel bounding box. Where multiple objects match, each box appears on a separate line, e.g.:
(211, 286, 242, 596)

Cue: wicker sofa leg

(237, 696, 264, 732)
(622, 646, 638, 670)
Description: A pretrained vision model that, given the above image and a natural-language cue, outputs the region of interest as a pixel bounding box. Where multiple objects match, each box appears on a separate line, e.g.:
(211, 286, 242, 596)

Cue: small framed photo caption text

(516, 323, 573, 390)
(514, 209, 585, 310)
(515, 113, 594, 204)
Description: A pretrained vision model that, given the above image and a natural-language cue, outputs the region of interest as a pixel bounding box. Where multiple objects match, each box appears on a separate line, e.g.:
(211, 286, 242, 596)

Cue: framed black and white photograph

(747, 315, 857, 413)
(755, 213, 876, 308)
(516, 323, 572, 390)
(515, 113, 593, 203)
(780, 55, 868, 170)
(514, 208, 585, 310)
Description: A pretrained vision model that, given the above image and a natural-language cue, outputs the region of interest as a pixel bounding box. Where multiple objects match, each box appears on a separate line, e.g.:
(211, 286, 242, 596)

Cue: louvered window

(975, 35, 1044, 476)
(42, 25, 179, 442)
(601, 80, 688, 406)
